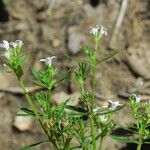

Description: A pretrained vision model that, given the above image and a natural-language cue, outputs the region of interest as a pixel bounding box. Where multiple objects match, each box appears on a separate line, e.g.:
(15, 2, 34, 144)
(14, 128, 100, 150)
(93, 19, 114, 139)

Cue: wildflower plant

(70, 25, 123, 150)
(112, 94, 150, 150)
(0, 25, 125, 150)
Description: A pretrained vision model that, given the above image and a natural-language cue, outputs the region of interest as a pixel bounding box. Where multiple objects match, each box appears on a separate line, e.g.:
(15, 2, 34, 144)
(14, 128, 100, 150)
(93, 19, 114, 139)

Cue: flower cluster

(108, 99, 122, 110)
(0, 40, 23, 59)
(40, 56, 57, 66)
(99, 115, 108, 123)
(131, 94, 141, 103)
(90, 25, 107, 41)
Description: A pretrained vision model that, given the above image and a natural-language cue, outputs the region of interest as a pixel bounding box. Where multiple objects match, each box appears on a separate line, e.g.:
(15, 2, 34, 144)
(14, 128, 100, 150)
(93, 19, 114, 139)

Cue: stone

(126, 43, 150, 79)
(0, 73, 9, 89)
(13, 111, 33, 131)
(52, 91, 80, 106)
(67, 26, 85, 55)
(51, 38, 61, 48)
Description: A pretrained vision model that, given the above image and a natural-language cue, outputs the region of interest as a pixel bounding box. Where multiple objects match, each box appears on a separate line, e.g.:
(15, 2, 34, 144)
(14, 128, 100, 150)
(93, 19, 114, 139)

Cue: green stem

(99, 137, 103, 150)
(90, 116, 96, 150)
(91, 39, 98, 110)
(81, 83, 85, 95)
(53, 137, 60, 150)
(18, 80, 51, 143)
(137, 142, 142, 150)
(48, 89, 52, 118)
(95, 40, 98, 54)
(91, 66, 96, 111)
(90, 40, 99, 150)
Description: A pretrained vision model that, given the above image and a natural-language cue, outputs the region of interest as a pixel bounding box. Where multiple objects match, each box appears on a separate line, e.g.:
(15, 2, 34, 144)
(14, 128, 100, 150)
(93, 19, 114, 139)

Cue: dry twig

(0, 86, 42, 95)
(109, 0, 128, 48)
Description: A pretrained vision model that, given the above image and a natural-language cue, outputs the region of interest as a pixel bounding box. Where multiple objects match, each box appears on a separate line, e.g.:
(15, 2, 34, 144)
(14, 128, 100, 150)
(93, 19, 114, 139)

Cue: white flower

(90, 25, 107, 37)
(99, 115, 108, 123)
(131, 94, 141, 103)
(93, 107, 100, 113)
(108, 99, 122, 110)
(10, 42, 17, 49)
(0, 40, 10, 50)
(0, 40, 23, 50)
(16, 40, 23, 48)
(0, 40, 23, 59)
(102, 104, 109, 109)
(40, 56, 57, 66)
(98, 129, 102, 134)
(10, 40, 23, 49)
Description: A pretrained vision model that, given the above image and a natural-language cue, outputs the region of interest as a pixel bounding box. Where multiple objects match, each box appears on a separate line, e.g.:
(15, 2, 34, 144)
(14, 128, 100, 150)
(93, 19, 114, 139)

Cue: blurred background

(0, 0, 149, 149)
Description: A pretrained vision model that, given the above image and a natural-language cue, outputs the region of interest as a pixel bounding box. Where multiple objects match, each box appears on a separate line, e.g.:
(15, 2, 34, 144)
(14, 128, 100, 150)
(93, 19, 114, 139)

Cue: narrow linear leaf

(111, 135, 137, 144)
(98, 49, 120, 64)
(15, 113, 32, 117)
(14, 65, 23, 80)
(31, 67, 39, 80)
(18, 140, 49, 150)
(116, 126, 138, 135)
(56, 69, 72, 84)
(66, 105, 87, 113)
(32, 80, 45, 88)
(56, 99, 70, 119)
(96, 104, 125, 116)
(143, 141, 150, 144)
(20, 107, 36, 116)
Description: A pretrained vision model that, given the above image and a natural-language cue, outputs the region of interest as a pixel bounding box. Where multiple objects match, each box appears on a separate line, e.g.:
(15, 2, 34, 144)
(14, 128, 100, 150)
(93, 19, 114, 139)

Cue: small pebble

(13, 111, 33, 131)
(67, 26, 85, 55)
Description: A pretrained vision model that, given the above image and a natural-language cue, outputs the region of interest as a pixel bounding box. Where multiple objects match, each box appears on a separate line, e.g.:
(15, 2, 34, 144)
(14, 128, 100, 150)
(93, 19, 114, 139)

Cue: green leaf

(56, 69, 72, 84)
(111, 135, 137, 144)
(55, 99, 70, 120)
(98, 49, 120, 64)
(14, 65, 23, 80)
(32, 81, 45, 88)
(66, 105, 87, 113)
(20, 107, 36, 116)
(31, 67, 39, 80)
(15, 113, 32, 117)
(18, 140, 49, 150)
(70, 146, 82, 149)
(143, 141, 150, 144)
(118, 125, 138, 134)
(81, 45, 94, 57)
(96, 104, 125, 116)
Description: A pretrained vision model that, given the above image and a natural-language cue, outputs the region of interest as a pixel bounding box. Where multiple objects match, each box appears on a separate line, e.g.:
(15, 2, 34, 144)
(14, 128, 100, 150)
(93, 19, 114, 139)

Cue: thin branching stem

(137, 141, 142, 150)
(90, 40, 99, 150)
(99, 137, 103, 150)
(18, 80, 51, 144)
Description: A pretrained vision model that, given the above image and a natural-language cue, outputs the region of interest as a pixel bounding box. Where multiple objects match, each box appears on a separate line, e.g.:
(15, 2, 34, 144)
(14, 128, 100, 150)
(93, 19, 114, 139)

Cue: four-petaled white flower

(10, 40, 23, 49)
(0, 40, 10, 50)
(131, 94, 141, 103)
(90, 25, 107, 37)
(99, 115, 108, 123)
(40, 56, 57, 66)
(108, 99, 122, 110)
